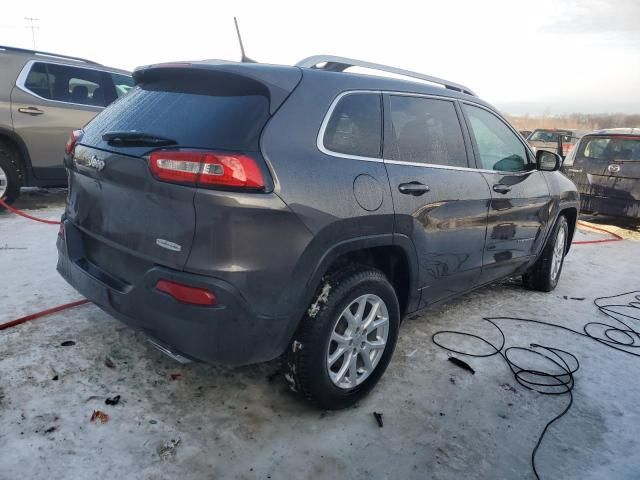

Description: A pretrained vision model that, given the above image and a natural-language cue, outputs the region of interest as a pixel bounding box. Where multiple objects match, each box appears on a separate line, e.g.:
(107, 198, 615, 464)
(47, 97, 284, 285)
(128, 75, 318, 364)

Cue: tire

(0, 141, 22, 205)
(284, 267, 400, 410)
(523, 215, 569, 292)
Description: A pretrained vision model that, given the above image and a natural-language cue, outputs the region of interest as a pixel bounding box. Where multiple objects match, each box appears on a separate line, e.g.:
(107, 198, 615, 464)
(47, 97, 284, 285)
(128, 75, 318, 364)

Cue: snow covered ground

(1, 189, 639, 479)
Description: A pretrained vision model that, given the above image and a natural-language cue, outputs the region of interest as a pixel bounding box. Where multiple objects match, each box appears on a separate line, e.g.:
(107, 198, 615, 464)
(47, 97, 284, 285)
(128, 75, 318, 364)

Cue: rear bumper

(56, 221, 295, 366)
(580, 193, 640, 219)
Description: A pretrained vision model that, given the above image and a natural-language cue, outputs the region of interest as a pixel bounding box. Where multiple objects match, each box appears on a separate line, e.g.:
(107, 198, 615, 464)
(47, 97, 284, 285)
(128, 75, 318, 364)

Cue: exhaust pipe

(147, 337, 193, 364)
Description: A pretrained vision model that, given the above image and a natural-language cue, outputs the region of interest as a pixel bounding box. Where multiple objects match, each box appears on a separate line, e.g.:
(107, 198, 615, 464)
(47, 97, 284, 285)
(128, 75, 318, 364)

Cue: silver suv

(0, 45, 132, 203)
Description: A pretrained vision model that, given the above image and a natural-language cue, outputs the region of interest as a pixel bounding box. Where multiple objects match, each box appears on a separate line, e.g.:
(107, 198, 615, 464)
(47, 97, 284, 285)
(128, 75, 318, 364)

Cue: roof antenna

(234, 17, 256, 63)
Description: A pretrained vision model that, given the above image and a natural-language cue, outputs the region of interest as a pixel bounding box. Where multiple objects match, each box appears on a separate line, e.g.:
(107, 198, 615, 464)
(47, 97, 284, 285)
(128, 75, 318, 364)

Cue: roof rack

(0, 45, 101, 65)
(296, 55, 475, 96)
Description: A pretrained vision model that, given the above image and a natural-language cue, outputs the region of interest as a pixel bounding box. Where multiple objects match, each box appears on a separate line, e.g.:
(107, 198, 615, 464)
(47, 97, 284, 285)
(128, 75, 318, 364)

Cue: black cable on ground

(431, 290, 640, 480)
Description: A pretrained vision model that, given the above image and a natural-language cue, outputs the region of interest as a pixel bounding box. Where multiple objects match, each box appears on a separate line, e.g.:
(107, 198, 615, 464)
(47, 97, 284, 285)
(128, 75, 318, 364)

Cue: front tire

(285, 267, 400, 410)
(0, 142, 22, 205)
(523, 215, 569, 292)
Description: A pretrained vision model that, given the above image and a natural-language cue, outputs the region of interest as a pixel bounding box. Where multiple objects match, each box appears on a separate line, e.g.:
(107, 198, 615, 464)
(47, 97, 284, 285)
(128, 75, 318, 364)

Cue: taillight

(149, 150, 265, 189)
(155, 279, 217, 306)
(65, 129, 83, 155)
(562, 143, 572, 156)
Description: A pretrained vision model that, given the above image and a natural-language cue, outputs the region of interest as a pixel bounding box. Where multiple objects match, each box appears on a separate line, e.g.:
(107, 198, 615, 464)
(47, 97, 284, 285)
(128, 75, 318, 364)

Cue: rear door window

(386, 96, 468, 168)
(23, 62, 110, 106)
(322, 92, 382, 158)
(463, 104, 529, 172)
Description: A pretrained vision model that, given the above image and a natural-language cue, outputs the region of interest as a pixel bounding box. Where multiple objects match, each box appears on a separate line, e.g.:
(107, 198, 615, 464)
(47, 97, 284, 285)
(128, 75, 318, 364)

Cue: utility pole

(24, 17, 39, 49)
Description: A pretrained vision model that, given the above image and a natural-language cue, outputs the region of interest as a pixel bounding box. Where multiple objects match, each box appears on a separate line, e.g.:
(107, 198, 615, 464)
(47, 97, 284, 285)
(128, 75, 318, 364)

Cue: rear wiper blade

(102, 131, 177, 146)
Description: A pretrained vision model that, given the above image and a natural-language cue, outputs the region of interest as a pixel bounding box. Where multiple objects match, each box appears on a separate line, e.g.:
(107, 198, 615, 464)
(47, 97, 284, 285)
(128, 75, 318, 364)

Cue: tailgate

(63, 63, 301, 278)
(66, 145, 197, 271)
(567, 134, 640, 201)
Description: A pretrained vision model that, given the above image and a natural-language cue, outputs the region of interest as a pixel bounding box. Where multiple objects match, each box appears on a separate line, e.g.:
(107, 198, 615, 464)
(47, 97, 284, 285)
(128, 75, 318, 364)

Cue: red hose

(574, 221, 623, 245)
(0, 198, 87, 331)
(0, 198, 61, 225)
(0, 299, 89, 331)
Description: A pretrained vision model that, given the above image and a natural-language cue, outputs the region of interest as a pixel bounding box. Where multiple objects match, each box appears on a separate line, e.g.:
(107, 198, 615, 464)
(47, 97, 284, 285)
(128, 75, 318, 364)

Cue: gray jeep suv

(0, 45, 132, 203)
(57, 56, 579, 409)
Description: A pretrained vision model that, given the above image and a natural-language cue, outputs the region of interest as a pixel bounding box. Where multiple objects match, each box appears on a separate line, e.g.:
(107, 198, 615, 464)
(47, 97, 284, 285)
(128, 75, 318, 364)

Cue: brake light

(562, 143, 572, 156)
(65, 129, 83, 155)
(155, 279, 217, 306)
(149, 150, 264, 189)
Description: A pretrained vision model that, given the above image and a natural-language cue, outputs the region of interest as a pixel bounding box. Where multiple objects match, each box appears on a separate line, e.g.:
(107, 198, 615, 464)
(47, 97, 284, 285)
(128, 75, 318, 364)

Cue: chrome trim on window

(316, 90, 384, 163)
(34, 52, 87, 63)
(15, 59, 126, 109)
(317, 90, 539, 176)
(384, 159, 489, 174)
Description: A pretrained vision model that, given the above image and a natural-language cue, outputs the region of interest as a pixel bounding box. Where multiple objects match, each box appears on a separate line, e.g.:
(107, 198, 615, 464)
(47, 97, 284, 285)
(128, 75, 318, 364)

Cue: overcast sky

(2, 0, 639, 114)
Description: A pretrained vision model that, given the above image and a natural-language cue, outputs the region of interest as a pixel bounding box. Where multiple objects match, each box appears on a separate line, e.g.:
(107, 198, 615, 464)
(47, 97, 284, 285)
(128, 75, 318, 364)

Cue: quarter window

(24, 62, 53, 99)
(387, 96, 467, 167)
(464, 104, 529, 172)
(323, 93, 382, 158)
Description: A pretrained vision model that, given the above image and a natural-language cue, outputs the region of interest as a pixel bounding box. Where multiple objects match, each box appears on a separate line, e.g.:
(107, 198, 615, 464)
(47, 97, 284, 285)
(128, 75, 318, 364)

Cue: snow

(1, 190, 639, 479)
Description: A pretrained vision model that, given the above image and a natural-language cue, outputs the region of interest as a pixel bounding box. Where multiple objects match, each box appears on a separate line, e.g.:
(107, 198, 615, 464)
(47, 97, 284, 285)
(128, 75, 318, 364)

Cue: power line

(24, 17, 39, 49)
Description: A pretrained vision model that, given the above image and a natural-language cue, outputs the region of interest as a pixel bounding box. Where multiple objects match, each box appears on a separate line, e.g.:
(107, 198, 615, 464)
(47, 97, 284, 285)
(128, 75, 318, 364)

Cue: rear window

(82, 70, 270, 152)
(529, 130, 572, 143)
(578, 136, 640, 161)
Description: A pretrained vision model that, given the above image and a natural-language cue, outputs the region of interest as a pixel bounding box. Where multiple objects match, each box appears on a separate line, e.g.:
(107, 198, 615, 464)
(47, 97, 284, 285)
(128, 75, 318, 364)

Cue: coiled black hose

(432, 290, 640, 479)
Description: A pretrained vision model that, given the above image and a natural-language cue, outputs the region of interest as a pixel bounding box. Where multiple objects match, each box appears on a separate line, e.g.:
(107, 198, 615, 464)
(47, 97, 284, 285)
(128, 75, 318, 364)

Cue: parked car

(0, 45, 133, 203)
(527, 128, 586, 158)
(519, 130, 532, 139)
(563, 128, 640, 219)
(57, 55, 579, 409)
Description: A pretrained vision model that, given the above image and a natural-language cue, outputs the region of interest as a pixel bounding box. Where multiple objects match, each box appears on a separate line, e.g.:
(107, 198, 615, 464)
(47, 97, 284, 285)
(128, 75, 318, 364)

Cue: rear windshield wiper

(102, 131, 177, 147)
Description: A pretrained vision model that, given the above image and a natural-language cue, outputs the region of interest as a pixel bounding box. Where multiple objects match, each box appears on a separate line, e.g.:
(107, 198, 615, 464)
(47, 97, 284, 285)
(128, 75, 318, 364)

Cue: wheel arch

(0, 127, 32, 185)
(298, 234, 420, 321)
(558, 206, 577, 252)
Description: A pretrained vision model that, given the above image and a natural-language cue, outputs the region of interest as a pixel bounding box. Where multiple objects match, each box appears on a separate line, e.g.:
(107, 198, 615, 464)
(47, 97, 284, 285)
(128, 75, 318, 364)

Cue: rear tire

(284, 267, 400, 410)
(0, 142, 22, 205)
(523, 215, 569, 292)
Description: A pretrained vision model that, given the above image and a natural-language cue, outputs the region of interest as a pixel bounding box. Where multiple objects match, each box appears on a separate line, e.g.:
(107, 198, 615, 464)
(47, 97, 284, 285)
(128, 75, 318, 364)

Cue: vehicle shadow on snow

(2, 188, 67, 213)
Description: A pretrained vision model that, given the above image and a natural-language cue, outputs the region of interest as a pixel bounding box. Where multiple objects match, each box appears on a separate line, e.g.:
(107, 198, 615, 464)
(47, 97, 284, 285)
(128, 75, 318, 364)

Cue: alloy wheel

(326, 294, 389, 389)
(0, 165, 7, 198)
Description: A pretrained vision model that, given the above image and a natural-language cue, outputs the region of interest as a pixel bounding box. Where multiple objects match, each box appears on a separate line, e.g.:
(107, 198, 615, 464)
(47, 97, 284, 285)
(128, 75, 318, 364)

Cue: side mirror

(536, 150, 561, 171)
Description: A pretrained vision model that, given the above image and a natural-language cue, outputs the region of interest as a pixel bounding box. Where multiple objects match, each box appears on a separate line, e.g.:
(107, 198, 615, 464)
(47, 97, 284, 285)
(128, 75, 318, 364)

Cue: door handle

(493, 184, 511, 194)
(18, 107, 44, 116)
(398, 181, 430, 196)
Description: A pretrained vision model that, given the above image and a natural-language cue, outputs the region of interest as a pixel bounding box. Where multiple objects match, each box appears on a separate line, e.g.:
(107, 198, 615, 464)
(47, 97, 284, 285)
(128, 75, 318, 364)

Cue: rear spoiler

(133, 61, 302, 114)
